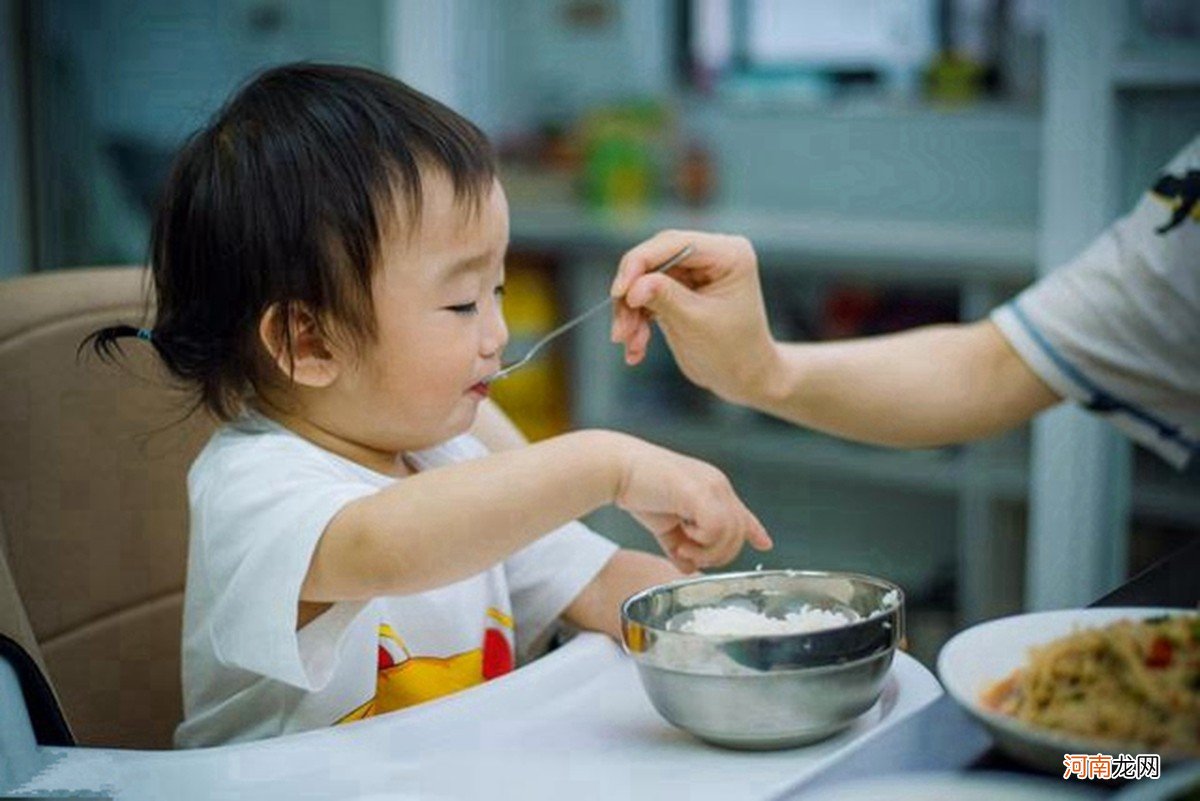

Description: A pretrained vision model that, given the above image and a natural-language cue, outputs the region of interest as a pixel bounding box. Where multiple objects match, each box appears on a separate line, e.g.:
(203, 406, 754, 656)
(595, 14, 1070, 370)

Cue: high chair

(0, 267, 213, 749)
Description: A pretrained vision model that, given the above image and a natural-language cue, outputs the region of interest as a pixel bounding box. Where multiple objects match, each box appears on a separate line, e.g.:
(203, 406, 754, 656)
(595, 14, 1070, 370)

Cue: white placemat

(14, 634, 942, 800)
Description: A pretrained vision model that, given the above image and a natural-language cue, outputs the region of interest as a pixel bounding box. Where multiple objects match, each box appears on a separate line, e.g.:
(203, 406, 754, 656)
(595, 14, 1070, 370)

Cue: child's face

(337, 171, 510, 453)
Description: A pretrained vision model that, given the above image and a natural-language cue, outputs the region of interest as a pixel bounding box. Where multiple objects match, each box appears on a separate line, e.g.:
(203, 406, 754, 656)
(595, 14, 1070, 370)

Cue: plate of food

(937, 607, 1200, 775)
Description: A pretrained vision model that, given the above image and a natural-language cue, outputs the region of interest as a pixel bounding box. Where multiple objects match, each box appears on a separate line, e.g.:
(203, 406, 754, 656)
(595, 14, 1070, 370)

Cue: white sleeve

(191, 440, 379, 690)
(990, 134, 1200, 468)
(504, 520, 618, 662)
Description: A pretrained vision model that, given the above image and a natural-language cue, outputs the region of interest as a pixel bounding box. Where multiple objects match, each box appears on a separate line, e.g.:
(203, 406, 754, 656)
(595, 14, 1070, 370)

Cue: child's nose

(480, 305, 508, 359)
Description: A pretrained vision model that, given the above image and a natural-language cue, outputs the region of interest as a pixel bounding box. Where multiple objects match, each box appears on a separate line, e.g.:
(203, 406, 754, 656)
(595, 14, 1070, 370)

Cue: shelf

(1134, 482, 1200, 523)
(607, 414, 1200, 523)
(1133, 453, 1200, 523)
(681, 91, 1040, 121)
(508, 201, 1037, 284)
(611, 415, 984, 496)
(1112, 47, 1200, 89)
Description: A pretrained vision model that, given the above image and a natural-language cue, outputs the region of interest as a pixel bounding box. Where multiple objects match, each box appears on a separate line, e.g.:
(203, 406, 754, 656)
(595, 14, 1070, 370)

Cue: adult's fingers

(624, 314, 653, 364)
(624, 271, 689, 313)
(610, 301, 636, 343)
(612, 300, 654, 364)
(611, 230, 703, 298)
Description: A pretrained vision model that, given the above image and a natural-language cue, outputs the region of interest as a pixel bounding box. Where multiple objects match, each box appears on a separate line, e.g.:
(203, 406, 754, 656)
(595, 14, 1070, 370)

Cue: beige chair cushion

(0, 519, 43, 676)
(0, 267, 214, 749)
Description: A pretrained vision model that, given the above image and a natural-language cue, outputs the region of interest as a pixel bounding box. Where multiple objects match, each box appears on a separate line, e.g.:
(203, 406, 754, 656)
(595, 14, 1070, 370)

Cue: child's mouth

(468, 382, 489, 398)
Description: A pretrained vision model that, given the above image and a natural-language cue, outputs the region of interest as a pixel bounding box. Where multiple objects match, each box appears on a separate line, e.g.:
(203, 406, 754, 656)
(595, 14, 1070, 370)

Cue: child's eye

(445, 285, 502, 315)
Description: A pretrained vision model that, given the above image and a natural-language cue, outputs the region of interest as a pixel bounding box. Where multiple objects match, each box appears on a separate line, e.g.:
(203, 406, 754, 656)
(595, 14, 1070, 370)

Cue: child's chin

(448, 406, 480, 437)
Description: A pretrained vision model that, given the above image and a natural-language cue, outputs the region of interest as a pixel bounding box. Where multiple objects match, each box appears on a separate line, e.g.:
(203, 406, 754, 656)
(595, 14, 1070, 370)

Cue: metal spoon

(485, 243, 694, 384)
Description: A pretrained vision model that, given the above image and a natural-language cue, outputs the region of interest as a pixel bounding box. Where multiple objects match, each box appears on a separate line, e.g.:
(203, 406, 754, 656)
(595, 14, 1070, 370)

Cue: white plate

(937, 607, 1197, 776)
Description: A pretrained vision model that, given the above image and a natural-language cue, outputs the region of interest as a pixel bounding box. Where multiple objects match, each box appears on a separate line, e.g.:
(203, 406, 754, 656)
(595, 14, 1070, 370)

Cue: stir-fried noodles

(982, 615, 1200, 755)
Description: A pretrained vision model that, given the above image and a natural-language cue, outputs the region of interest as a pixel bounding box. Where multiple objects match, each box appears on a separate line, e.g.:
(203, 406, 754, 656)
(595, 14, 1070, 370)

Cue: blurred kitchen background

(1, 0, 1198, 666)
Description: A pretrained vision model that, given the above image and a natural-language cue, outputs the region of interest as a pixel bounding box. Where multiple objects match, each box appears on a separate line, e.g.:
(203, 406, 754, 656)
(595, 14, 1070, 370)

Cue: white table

(6, 634, 941, 800)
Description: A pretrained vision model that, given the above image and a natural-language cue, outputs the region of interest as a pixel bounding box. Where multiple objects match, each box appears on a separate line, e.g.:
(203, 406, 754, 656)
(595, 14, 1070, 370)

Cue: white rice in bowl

(672, 604, 860, 636)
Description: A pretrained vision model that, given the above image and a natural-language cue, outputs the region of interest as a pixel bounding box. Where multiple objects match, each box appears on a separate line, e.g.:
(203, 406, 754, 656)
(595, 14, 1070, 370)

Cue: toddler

(86, 64, 770, 748)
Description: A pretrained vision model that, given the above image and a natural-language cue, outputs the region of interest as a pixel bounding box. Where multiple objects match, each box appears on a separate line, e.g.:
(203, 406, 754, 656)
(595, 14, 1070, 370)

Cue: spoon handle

(488, 243, 694, 383)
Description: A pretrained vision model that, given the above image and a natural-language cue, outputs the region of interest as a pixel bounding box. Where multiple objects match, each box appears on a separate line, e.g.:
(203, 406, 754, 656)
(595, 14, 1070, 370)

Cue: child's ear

(258, 303, 341, 388)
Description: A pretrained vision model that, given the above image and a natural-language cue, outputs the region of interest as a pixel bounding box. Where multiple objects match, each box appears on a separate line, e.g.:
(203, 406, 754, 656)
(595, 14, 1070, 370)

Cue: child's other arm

(562, 549, 684, 641)
(469, 397, 528, 451)
(301, 430, 771, 603)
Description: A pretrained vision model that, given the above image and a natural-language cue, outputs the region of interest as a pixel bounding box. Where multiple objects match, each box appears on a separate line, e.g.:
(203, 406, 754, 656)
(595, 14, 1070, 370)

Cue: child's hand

(610, 435, 772, 573)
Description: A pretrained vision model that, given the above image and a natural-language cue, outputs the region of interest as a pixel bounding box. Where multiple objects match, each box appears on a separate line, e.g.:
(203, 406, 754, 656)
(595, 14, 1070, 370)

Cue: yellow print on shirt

(337, 609, 516, 724)
(1149, 169, 1200, 234)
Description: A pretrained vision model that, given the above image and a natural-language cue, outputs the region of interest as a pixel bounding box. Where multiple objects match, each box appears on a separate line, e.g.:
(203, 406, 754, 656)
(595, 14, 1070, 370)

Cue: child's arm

(471, 400, 686, 640)
(301, 430, 771, 603)
(562, 549, 684, 640)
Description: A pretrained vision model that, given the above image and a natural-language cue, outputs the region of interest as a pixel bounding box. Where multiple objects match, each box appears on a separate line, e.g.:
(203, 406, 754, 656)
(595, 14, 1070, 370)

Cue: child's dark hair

(83, 63, 496, 420)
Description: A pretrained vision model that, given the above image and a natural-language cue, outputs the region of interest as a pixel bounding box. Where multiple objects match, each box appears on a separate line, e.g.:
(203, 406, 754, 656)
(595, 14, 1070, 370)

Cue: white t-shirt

(174, 412, 619, 748)
(992, 134, 1200, 468)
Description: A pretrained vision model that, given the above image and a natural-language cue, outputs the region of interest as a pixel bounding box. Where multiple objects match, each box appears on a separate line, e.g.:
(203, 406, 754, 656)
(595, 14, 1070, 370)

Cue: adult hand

(610, 230, 779, 407)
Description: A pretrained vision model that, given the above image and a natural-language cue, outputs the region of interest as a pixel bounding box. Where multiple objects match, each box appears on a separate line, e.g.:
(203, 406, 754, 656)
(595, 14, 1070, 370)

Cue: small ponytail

(78, 325, 158, 363)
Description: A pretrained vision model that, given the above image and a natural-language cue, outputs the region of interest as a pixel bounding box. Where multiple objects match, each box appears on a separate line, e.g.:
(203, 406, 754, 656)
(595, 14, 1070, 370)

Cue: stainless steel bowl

(620, 570, 904, 750)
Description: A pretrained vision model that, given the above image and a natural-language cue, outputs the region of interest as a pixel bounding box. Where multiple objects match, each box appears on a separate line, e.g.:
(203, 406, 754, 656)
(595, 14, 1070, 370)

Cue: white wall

(503, 0, 673, 127)
(384, 0, 511, 136)
(385, 0, 674, 141)
(26, 0, 386, 269)
(37, 0, 386, 148)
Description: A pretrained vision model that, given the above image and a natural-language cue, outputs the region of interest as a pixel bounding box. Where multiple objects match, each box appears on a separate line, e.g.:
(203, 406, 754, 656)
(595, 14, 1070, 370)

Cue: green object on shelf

(582, 132, 652, 209)
(577, 101, 669, 210)
(925, 51, 987, 105)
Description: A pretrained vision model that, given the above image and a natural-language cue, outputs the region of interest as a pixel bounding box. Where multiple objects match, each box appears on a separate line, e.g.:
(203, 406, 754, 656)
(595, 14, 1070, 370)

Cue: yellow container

(490, 255, 570, 441)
